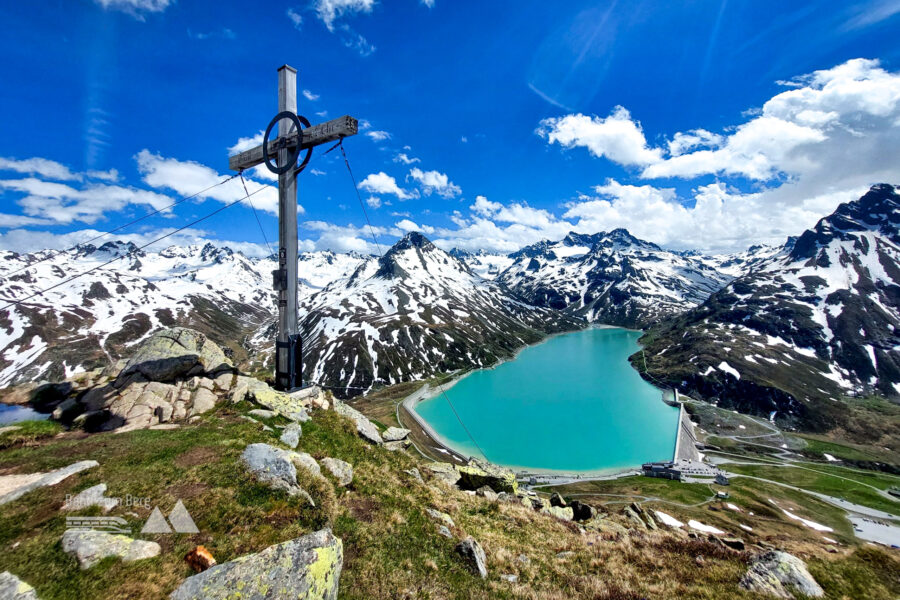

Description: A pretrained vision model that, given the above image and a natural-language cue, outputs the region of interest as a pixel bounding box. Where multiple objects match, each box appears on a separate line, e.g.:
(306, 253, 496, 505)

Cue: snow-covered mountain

(640, 184, 900, 431)
(684, 242, 790, 278)
(497, 229, 732, 328)
(0, 243, 366, 388)
(448, 248, 514, 279)
(298, 232, 583, 396)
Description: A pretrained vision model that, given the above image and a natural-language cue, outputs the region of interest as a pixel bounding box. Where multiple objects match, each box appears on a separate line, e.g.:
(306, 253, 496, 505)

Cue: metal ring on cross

(262, 111, 313, 175)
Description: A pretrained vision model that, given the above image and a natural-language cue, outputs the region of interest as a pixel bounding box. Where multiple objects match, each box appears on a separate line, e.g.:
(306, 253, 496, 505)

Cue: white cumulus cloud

(408, 168, 461, 198)
(537, 107, 663, 167)
(358, 172, 415, 200)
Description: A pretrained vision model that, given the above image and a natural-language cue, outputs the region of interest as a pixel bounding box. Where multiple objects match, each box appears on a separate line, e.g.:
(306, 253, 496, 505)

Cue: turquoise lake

(413, 327, 680, 473)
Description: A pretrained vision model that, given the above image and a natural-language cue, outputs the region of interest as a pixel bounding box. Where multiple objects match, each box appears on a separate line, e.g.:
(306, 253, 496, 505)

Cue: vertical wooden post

(276, 65, 299, 390)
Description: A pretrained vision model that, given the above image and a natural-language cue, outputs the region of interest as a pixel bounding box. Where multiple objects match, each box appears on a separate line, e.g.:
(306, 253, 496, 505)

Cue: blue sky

(1, 0, 899, 256)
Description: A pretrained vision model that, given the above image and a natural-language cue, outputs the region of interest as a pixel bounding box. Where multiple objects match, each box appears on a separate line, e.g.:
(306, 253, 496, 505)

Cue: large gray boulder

(455, 537, 487, 578)
(425, 462, 461, 486)
(241, 444, 314, 505)
(382, 427, 410, 442)
(280, 423, 302, 449)
(78, 376, 222, 432)
(320, 458, 353, 487)
(0, 571, 39, 600)
(169, 529, 342, 600)
(333, 401, 382, 444)
(117, 328, 231, 384)
(456, 460, 518, 494)
(739, 551, 824, 599)
(61, 530, 160, 569)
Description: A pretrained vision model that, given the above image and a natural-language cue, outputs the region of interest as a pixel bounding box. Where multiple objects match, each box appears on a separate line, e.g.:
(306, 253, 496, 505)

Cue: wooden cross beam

(226, 65, 358, 391)
(228, 115, 358, 172)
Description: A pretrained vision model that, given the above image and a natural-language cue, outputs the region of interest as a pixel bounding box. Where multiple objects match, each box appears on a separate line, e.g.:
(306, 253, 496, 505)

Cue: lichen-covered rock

(117, 328, 231, 384)
(320, 458, 353, 487)
(455, 537, 487, 578)
(292, 452, 322, 478)
(280, 423, 302, 449)
(426, 508, 455, 528)
(61, 530, 160, 569)
(740, 551, 824, 599)
(456, 460, 517, 494)
(623, 506, 647, 529)
(425, 462, 461, 486)
(241, 443, 314, 504)
(544, 506, 574, 521)
(169, 529, 343, 600)
(62, 483, 118, 513)
(252, 387, 316, 422)
(384, 440, 410, 452)
(229, 376, 266, 404)
(333, 400, 382, 444)
(188, 387, 217, 417)
(382, 427, 410, 442)
(0, 571, 39, 600)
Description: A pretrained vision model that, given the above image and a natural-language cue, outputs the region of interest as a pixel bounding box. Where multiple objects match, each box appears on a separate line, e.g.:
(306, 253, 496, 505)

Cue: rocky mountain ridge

(298, 232, 583, 396)
(496, 229, 733, 328)
(638, 184, 900, 430)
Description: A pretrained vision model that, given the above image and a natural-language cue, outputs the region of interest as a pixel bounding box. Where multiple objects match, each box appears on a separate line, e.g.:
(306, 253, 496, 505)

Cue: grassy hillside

(0, 391, 898, 599)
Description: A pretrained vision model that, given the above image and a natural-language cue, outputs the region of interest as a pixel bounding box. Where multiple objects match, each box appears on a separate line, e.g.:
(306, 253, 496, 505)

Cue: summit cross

(228, 64, 358, 391)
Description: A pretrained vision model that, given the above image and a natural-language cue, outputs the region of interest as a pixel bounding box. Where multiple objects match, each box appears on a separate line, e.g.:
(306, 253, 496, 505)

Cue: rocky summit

(498, 229, 732, 328)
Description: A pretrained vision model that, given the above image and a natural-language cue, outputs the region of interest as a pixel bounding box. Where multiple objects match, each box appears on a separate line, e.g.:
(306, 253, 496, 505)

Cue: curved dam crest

(413, 327, 680, 474)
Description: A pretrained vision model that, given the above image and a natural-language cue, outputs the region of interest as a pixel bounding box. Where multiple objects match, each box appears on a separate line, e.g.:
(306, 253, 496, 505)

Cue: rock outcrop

(0, 460, 98, 506)
(320, 458, 353, 487)
(117, 328, 231, 384)
(61, 530, 160, 569)
(382, 427, 410, 442)
(334, 400, 383, 444)
(739, 551, 824, 599)
(0, 571, 39, 600)
(250, 386, 324, 422)
(456, 460, 517, 494)
(241, 443, 316, 505)
(169, 529, 343, 600)
(425, 463, 460, 486)
(280, 423, 303, 449)
(455, 537, 488, 578)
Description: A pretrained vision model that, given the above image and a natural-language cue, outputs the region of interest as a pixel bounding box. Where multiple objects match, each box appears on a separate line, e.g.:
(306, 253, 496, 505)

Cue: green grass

(795, 434, 896, 465)
(550, 476, 714, 507)
(0, 419, 62, 449)
(723, 463, 900, 516)
(1, 394, 898, 600)
(791, 462, 900, 491)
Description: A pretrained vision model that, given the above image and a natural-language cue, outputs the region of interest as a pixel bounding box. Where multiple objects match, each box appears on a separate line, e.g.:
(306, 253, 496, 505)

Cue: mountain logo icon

(140, 500, 199, 534)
